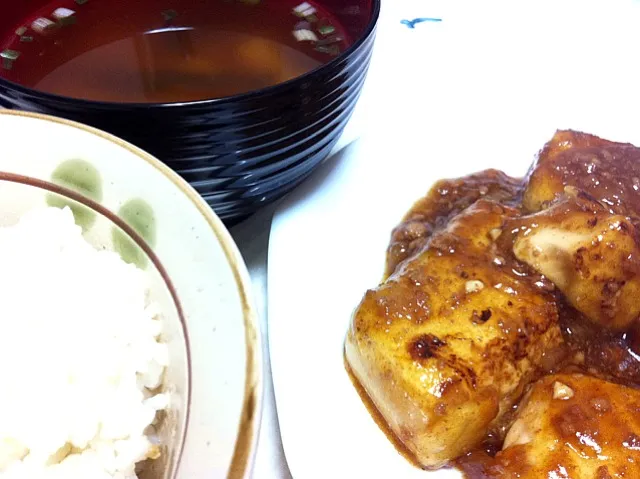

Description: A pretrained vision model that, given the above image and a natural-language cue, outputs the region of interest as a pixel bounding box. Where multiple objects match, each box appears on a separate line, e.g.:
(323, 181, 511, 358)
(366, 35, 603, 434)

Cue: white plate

(269, 2, 640, 478)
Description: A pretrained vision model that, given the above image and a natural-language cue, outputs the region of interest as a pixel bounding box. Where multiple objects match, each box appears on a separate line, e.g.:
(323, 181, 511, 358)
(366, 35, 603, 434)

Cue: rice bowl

(0, 206, 169, 478)
(0, 110, 263, 479)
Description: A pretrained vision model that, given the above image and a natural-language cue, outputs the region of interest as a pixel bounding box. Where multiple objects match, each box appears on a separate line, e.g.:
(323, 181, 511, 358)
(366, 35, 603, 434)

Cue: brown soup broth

(0, 0, 352, 103)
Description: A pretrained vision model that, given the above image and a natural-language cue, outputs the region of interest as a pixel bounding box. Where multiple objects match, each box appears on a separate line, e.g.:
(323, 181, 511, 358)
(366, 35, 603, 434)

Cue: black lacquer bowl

(0, 0, 380, 224)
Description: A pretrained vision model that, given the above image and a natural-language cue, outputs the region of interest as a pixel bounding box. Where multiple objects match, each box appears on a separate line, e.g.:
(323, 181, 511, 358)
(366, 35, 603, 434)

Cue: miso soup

(0, 0, 352, 103)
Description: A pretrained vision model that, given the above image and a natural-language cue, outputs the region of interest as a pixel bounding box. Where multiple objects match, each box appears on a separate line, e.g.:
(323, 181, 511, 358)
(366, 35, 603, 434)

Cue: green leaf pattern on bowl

(47, 158, 102, 230)
(112, 198, 156, 269)
(49, 159, 156, 269)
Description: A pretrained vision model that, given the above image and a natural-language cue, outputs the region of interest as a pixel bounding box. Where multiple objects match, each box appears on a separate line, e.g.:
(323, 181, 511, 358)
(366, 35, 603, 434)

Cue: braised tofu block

(523, 130, 640, 217)
(345, 200, 563, 469)
(510, 190, 640, 331)
(496, 374, 640, 478)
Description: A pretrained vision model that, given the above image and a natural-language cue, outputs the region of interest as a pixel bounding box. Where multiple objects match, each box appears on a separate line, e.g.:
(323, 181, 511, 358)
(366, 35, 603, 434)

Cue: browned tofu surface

(345, 199, 563, 468)
(523, 129, 640, 217)
(509, 190, 640, 331)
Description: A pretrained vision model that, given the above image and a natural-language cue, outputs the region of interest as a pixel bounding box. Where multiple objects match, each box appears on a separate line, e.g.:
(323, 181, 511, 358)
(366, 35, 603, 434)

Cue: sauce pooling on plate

(0, 0, 351, 103)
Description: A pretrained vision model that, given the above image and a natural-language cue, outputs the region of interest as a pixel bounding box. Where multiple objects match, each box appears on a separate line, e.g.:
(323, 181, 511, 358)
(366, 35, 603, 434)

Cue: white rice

(0, 207, 169, 479)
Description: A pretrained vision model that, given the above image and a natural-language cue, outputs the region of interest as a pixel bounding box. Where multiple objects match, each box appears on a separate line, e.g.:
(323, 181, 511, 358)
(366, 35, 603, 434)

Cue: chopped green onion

(293, 2, 316, 18)
(315, 44, 340, 56)
(316, 35, 343, 46)
(19, 36, 34, 43)
(52, 8, 76, 26)
(293, 29, 318, 42)
(318, 25, 335, 36)
(31, 17, 57, 34)
(74, 0, 88, 4)
(1, 50, 20, 60)
(15, 27, 27, 36)
(1, 50, 20, 70)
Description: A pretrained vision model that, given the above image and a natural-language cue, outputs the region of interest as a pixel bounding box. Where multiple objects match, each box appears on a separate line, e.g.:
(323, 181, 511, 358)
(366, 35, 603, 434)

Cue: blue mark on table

(401, 17, 442, 29)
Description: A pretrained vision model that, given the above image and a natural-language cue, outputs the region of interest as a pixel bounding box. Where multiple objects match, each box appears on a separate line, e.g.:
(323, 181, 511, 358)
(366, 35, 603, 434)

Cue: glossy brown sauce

(524, 130, 640, 218)
(455, 372, 640, 478)
(559, 301, 640, 386)
(386, 169, 524, 277)
(363, 145, 640, 477)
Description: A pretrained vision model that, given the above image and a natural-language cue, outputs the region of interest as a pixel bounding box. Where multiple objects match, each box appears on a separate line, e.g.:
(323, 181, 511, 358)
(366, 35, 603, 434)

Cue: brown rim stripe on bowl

(0, 109, 263, 479)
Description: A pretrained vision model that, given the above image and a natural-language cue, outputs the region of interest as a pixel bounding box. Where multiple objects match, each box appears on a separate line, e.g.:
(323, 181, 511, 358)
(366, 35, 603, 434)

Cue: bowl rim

(0, 109, 264, 479)
(0, 0, 380, 109)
